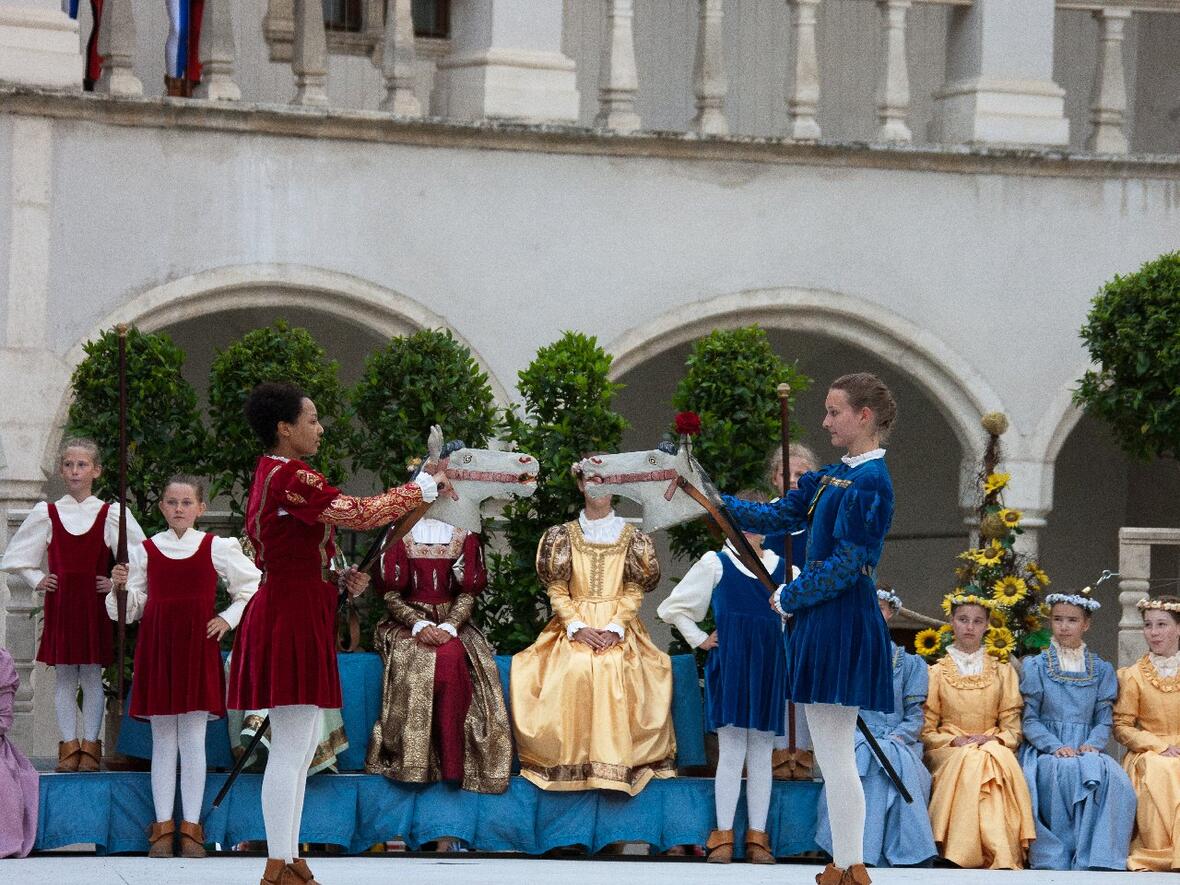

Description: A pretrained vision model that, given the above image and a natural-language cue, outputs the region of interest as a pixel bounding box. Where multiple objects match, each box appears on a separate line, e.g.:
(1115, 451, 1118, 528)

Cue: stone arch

(41, 263, 511, 474)
(606, 286, 1006, 461)
(1029, 380, 1086, 466)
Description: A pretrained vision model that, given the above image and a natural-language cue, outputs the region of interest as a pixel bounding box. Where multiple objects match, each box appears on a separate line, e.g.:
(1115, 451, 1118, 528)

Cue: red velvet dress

(228, 456, 422, 710)
(36, 503, 113, 667)
(130, 533, 226, 720)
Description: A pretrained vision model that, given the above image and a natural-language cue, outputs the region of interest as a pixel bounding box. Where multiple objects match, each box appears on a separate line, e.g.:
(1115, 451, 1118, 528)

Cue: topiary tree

(66, 326, 209, 536)
(479, 332, 628, 654)
(1075, 251, 1180, 461)
(350, 329, 499, 490)
(207, 321, 349, 523)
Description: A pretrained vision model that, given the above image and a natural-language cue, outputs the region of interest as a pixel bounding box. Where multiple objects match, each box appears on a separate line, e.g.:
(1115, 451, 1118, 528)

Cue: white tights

(261, 705, 320, 862)
(807, 703, 864, 868)
(54, 664, 104, 742)
(714, 726, 775, 832)
(165, 0, 184, 77)
(150, 712, 208, 823)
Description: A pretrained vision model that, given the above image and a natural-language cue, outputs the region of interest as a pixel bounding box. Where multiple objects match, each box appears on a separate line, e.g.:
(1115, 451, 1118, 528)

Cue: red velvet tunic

(228, 456, 422, 709)
(36, 503, 113, 667)
(130, 533, 226, 720)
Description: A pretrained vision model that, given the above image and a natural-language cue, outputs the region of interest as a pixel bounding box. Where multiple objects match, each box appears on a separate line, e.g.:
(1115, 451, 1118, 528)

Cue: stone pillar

(0, 1, 82, 91)
(380, 0, 422, 115)
(690, 0, 727, 136)
(932, 0, 1068, 148)
(875, 0, 912, 144)
(95, 0, 143, 98)
(291, 0, 328, 107)
(785, 0, 822, 142)
(1086, 7, 1131, 154)
(1117, 528, 1152, 667)
(195, 0, 241, 102)
(438, 0, 580, 124)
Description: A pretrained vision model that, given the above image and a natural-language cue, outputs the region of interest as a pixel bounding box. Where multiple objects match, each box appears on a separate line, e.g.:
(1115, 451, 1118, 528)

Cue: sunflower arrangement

(917, 413, 1052, 664)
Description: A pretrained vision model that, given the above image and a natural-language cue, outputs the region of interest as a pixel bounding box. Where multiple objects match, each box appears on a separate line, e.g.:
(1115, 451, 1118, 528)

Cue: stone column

(875, 0, 912, 144)
(380, 0, 422, 115)
(785, 0, 822, 142)
(932, 0, 1068, 147)
(690, 0, 727, 136)
(195, 0, 241, 101)
(1117, 528, 1152, 667)
(0, 0, 82, 91)
(438, 0, 580, 124)
(291, 0, 329, 107)
(1086, 7, 1131, 154)
(95, 0, 143, 98)
(595, 0, 641, 131)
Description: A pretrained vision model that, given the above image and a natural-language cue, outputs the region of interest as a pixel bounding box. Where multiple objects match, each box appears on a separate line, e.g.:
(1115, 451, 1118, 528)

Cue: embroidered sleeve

(992, 663, 1023, 749)
(457, 532, 488, 597)
(383, 589, 424, 630)
(776, 540, 869, 613)
(1018, 657, 1063, 754)
(722, 472, 818, 535)
(1085, 660, 1117, 748)
(380, 538, 412, 595)
(622, 529, 661, 594)
(443, 592, 476, 630)
(318, 484, 424, 531)
(536, 526, 578, 629)
(1113, 666, 1169, 753)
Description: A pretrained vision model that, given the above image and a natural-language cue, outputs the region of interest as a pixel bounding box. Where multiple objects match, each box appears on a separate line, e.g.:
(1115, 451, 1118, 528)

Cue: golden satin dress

(921, 655, 1035, 869)
(1114, 655, 1180, 872)
(509, 521, 676, 795)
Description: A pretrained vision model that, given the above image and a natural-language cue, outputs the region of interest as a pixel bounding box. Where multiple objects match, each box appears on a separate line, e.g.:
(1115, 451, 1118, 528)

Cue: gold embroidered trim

(936, 653, 997, 690)
(1140, 654, 1180, 693)
(251, 463, 284, 569)
(567, 521, 636, 598)
(821, 476, 853, 489)
(295, 469, 325, 490)
(404, 531, 466, 560)
(521, 755, 677, 788)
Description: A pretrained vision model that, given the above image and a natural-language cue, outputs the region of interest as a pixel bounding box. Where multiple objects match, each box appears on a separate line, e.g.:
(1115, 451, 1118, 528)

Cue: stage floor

(4, 856, 1171, 884)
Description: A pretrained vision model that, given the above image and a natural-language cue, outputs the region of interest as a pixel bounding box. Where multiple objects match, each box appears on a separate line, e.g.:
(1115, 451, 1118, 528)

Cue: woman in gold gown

(1115, 594, 1180, 872)
(509, 462, 676, 795)
(921, 595, 1035, 869)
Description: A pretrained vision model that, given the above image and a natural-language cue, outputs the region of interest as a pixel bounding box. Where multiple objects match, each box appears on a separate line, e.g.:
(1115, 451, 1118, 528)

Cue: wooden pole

(114, 324, 129, 717)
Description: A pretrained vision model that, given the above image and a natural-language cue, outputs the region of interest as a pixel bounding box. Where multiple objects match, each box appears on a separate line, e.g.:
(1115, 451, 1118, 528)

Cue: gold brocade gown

(1114, 655, 1180, 872)
(921, 655, 1035, 869)
(510, 521, 677, 795)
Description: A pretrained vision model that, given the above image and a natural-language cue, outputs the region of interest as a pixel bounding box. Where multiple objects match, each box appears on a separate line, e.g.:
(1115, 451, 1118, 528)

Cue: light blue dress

(815, 643, 936, 867)
(1019, 646, 1136, 870)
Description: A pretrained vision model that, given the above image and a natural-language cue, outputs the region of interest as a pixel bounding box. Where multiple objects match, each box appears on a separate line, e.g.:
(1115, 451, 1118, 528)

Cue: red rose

(675, 411, 702, 436)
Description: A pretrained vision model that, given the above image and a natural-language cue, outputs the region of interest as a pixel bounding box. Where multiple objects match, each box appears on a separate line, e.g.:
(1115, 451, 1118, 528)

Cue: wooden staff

(113, 324, 130, 716)
(777, 382, 802, 764)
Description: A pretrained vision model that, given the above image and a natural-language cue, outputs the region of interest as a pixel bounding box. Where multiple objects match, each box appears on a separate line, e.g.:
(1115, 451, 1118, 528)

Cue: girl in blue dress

(1019, 592, 1135, 870)
(816, 587, 936, 868)
(723, 372, 896, 885)
(658, 492, 793, 865)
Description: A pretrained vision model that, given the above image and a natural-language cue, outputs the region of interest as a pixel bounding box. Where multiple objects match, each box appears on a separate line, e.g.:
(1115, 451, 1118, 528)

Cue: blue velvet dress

(704, 552, 789, 734)
(763, 525, 808, 573)
(1019, 646, 1136, 871)
(723, 457, 894, 713)
(815, 644, 936, 866)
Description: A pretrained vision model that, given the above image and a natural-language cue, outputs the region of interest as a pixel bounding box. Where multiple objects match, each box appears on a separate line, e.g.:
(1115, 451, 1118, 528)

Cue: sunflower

(985, 626, 1017, 660)
(992, 575, 1029, 606)
(937, 624, 952, 640)
(989, 609, 1008, 629)
(998, 508, 1022, 528)
(984, 472, 1011, 495)
(1026, 562, 1051, 587)
(914, 628, 942, 658)
(975, 540, 1005, 567)
(1023, 612, 1042, 631)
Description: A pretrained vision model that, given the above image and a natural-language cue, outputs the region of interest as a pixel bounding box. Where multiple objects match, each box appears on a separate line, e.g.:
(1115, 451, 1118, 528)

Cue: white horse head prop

(426, 446, 540, 533)
(577, 441, 717, 532)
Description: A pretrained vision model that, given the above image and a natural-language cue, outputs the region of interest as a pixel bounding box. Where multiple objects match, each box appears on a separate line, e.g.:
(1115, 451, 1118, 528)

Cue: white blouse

(841, 448, 886, 469)
(104, 529, 260, 630)
(1149, 650, 1180, 679)
(1051, 638, 1088, 673)
(947, 643, 986, 676)
(578, 509, 626, 544)
(1, 496, 146, 590)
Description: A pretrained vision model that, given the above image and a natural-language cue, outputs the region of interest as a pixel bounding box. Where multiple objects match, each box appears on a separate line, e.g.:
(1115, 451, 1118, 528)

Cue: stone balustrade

(1117, 527, 1180, 667)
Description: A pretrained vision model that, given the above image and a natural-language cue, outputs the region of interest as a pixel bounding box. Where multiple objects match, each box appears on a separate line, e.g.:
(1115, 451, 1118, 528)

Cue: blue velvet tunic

(1019, 647, 1136, 871)
(723, 457, 894, 712)
(815, 643, 937, 866)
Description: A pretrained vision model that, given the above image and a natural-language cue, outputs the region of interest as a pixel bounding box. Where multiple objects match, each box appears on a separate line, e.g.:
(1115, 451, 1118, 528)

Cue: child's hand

(96, 575, 113, 593)
(340, 567, 370, 597)
(698, 631, 719, 651)
(206, 616, 231, 641)
(110, 564, 130, 585)
(1054, 746, 1078, 758)
(37, 574, 57, 592)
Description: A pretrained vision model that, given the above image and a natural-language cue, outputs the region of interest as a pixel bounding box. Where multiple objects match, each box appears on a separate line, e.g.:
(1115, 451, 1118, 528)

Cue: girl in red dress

(227, 382, 446, 885)
(109, 475, 260, 858)
(1, 438, 145, 772)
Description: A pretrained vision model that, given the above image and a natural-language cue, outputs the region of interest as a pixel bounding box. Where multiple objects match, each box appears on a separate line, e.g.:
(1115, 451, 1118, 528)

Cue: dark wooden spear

(113, 324, 130, 717)
(777, 382, 802, 765)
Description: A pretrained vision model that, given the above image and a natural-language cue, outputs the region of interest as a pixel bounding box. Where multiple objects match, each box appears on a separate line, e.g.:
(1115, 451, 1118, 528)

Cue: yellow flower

(1026, 562, 1051, 587)
(998, 508, 1022, 528)
(989, 609, 1008, 629)
(1024, 613, 1042, 631)
(938, 624, 952, 639)
(914, 628, 942, 658)
(984, 472, 1011, 494)
(985, 626, 1017, 660)
(975, 541, 1004, 567)
(944, 591, 993, 616)
(992, 576, 1029, 606)
(1038, 603, 1051, 618)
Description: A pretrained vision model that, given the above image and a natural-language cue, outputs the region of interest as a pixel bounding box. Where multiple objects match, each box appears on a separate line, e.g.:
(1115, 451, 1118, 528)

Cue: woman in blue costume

(1019, 591, 1135, 870)
(723, 372, 896, 885)
(816, 587, 935, 867)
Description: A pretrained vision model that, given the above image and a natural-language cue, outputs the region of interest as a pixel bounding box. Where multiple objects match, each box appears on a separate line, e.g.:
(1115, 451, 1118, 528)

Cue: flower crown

(1045, 588, 1101, 612)
(1138, 597, 1180, 613)
(876, 588, 902, 612)
(943, 591, 994, 615)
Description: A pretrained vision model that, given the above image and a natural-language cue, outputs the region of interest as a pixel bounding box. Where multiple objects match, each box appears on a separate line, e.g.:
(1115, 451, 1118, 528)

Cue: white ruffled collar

(578, 509, 625, 544)
(1051, 638, 1088, 673)
(841, 448, 886, 469)
(1149, 649, 1180, 679)
(947, 643, 986, 676)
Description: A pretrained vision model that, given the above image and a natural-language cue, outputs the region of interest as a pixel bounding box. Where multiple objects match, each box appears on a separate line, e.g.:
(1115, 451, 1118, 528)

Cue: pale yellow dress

(510, 519, 676, 795)
(921, 653, 1035, 869)
(1114, 654, 1180, 872)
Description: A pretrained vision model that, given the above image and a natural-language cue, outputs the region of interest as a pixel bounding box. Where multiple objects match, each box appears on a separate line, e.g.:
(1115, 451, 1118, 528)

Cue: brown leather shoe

(816, 863, 845, 885)
(260, 859, 287, 885)
(56, 739, 82, 772)
(745, 828, 776, 864)
(705, 828, 734, 863)
(178, 820, 206, 858)
(844, 863, 872, 884)
(147, 820, 175, 858)
(286, 859, 319, 883)
(78, 739, 102, 771)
